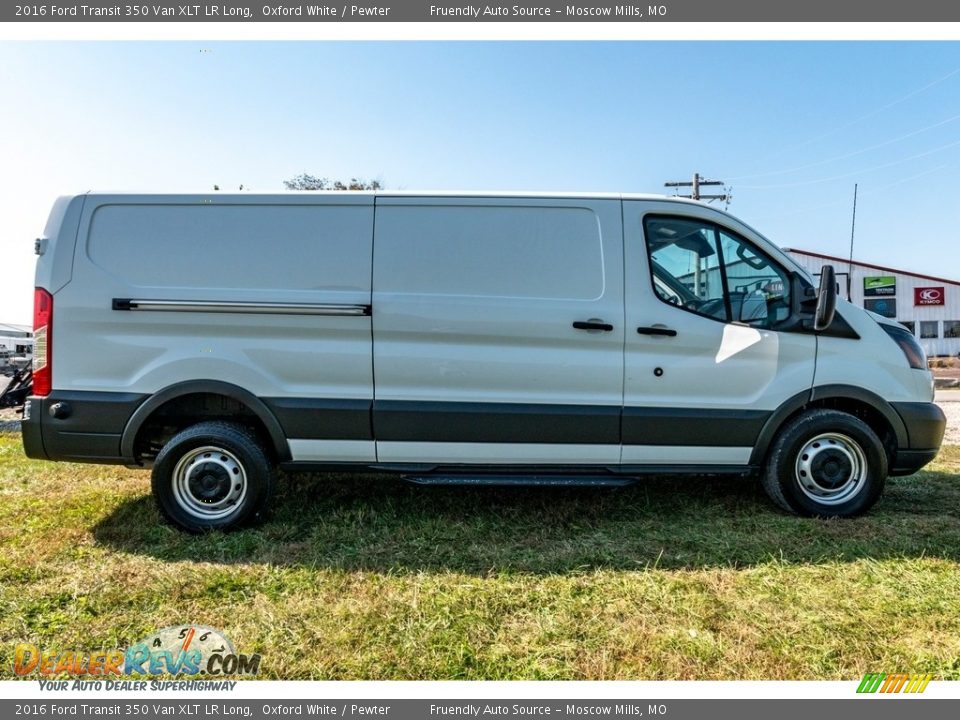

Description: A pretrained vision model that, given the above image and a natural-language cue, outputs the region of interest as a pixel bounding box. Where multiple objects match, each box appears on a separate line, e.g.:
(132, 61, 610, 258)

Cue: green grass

(1, 433, 959, 679)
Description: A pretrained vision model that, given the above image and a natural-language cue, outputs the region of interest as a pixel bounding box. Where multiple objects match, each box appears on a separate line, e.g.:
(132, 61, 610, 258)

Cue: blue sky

(2, 41, 960, 322)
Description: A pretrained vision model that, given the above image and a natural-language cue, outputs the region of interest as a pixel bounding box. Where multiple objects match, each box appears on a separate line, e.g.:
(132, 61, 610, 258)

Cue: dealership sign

(864, 298, 897, 318)
(914, 286, 945, 306)
(864, 276, 896, 296)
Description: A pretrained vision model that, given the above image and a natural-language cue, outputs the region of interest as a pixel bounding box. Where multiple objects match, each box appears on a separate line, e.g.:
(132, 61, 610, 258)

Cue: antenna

(847, 183, 858, 300)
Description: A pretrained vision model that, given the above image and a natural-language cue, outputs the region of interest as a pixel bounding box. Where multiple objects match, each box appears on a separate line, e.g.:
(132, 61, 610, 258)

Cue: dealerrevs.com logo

(13, 625, 261, 679)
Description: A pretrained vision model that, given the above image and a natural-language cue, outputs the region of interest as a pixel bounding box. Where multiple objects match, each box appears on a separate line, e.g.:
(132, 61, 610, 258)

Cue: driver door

(621, 200, 816, 466)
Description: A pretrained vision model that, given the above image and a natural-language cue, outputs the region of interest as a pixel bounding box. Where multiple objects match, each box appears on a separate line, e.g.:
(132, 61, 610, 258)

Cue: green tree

(283, 174, 382, 191)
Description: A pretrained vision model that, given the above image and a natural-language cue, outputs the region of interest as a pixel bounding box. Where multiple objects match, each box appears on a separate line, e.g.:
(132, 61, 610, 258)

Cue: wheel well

(783, 397, 898, 467)
(132, 392, 276, 463)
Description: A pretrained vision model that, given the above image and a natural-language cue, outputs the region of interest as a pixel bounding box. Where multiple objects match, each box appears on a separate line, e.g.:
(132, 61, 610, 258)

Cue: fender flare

(120, 380, 291, 462)
(748, 384, 908, 466)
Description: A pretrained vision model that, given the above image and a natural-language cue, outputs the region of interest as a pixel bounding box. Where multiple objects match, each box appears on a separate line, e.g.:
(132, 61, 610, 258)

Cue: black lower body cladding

(21, 392, 147, 463)
(891, 402, 947, 449)
(19, 391, 947, 476)
(889, 401, 946, 476)
(22, 392, 775, 463)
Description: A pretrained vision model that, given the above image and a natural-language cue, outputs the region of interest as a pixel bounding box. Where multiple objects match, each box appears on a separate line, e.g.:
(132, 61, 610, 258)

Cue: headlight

(881, 324, 927, 370)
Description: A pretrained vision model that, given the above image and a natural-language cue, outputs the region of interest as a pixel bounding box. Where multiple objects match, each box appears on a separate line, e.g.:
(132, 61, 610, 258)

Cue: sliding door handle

(573, 320, 614, 332)
(637, 326, 677, 337)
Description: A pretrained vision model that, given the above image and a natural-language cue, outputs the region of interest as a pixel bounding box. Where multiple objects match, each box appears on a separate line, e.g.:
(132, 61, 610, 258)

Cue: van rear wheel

(152, 421, 275, 532)
(763, 409, 886, 517)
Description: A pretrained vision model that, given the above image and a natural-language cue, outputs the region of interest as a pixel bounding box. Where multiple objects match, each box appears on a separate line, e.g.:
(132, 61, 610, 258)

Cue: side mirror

(815, 265, 837, 331)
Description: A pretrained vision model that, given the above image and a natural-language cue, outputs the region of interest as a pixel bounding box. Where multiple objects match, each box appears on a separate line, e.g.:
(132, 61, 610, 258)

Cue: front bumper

(889, 401, 947, 476)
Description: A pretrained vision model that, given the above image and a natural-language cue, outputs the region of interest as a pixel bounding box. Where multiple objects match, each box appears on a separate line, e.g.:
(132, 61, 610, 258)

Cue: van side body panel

(813, 299, 934, 405)
(23, 194, 86, 460)
(371, 196, 626, 464)
(36, 194, 86, 295)
(620, 200, 817, 462)
(811, 299, 944, 473)
(27, 193, 376, 463)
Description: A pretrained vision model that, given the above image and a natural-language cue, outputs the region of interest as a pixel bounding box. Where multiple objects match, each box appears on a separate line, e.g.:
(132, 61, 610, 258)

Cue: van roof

(78, 190, 711, 205)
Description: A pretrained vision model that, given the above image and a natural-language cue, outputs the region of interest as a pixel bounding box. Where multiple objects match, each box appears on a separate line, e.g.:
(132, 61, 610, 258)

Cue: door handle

(637, 326, 677, 337)
(573, 320, 614, 332)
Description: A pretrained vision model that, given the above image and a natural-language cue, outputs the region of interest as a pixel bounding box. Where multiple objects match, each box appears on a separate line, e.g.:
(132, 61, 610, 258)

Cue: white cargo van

(23, 192, 945, 531)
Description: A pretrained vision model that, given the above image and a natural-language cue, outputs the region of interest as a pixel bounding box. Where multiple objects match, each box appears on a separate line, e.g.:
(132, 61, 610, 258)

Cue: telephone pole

(664, 173, 730, 204)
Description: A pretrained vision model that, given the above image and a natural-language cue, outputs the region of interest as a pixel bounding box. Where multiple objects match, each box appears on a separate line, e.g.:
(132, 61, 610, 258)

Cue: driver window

(716, 230, 791, 326)
(643, 215, 791, 328)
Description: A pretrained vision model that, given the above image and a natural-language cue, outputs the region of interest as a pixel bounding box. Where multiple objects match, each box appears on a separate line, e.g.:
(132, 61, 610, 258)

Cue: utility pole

(664, 173, 731, 204)
(663, 173, 731, 297)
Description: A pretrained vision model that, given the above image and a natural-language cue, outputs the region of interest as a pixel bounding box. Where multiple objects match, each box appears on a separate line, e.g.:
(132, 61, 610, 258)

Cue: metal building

(0, 322, 32, 353)
(0, 322, 33, 374)
(785, 249, 960, 357)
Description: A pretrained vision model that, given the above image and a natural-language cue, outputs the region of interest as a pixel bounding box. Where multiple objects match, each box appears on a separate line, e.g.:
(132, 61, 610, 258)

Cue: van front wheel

(763, 409, 886, 517)
(151, 421, 275, 532)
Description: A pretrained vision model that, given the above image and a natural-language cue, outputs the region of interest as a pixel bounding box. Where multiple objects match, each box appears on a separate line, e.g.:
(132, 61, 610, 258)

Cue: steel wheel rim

(794, 432, 867, 506)
(171, 445, 248, 520)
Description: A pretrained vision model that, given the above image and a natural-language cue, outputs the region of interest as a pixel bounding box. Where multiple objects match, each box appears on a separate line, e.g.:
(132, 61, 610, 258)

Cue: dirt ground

(937, 389, 960, 445)
(0, 375, 16, 423)
(0, 375, 24, 428)
(931, 356, 960, 381)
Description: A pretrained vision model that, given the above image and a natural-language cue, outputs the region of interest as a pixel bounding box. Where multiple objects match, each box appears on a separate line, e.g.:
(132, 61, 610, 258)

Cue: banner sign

(864, 298, 897, 318)
(7, 1, 960, 22)
(914, 286, 945, 306)
(864, 276, 896, 297)
(0, 699, 958, 720)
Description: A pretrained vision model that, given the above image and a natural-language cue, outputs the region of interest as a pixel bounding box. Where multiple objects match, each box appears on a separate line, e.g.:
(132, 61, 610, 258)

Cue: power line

(755, 65, 960, 164)
(726, 111, 960, 182)
(737, 136, 960, 190)
(746, 162, 950, 223)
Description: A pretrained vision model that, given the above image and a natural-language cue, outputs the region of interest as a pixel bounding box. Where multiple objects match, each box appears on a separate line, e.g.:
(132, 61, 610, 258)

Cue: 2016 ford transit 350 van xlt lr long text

(22, 192, 946, 531)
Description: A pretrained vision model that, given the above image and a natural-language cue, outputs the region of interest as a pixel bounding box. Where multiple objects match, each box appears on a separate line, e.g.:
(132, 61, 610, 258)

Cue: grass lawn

(1, 432, 959, 680)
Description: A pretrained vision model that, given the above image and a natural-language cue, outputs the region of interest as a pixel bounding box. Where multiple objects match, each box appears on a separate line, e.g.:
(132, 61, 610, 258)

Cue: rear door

(621, 200, 816, 467)
(372, 195, 624, 465)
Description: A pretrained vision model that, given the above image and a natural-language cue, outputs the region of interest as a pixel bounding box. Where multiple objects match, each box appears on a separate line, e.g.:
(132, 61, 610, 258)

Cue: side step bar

(402, 474, 636, 488)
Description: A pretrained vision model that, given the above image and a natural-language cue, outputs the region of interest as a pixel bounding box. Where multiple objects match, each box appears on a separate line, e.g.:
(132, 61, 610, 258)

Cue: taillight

(33, 288, 52, 396)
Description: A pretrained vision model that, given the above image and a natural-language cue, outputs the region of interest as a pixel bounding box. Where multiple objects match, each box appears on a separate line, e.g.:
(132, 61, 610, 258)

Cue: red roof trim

(784, 248, 960, 287)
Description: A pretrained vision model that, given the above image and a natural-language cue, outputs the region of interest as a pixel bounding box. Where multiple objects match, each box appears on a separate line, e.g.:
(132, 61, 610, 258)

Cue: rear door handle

(637, 326, 677, 337)
(573, 320, 614, 332)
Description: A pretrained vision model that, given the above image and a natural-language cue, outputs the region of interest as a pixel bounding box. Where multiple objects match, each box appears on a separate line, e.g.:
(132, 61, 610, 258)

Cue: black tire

(762, 409, 887, 517)
(151, 421, 275, 532)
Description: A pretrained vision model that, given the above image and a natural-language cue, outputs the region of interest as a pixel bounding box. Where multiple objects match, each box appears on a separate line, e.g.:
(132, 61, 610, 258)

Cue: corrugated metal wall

(787, 251, 960, 357)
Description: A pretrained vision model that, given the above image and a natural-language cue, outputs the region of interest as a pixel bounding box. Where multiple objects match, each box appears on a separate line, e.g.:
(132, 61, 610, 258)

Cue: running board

(402, 474, 636, 488)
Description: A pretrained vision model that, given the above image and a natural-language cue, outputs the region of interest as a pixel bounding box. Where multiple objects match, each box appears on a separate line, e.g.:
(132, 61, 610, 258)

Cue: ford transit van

(22, 192, 946, 531)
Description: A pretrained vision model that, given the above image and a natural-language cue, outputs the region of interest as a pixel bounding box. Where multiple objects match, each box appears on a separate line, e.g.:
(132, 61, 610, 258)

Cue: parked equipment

(0, 367, 32, 409)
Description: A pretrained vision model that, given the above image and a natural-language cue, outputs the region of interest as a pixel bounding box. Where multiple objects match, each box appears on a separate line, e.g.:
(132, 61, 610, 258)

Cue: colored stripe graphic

(886, 674, 908, 693)
(857, 673, 932, 693)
